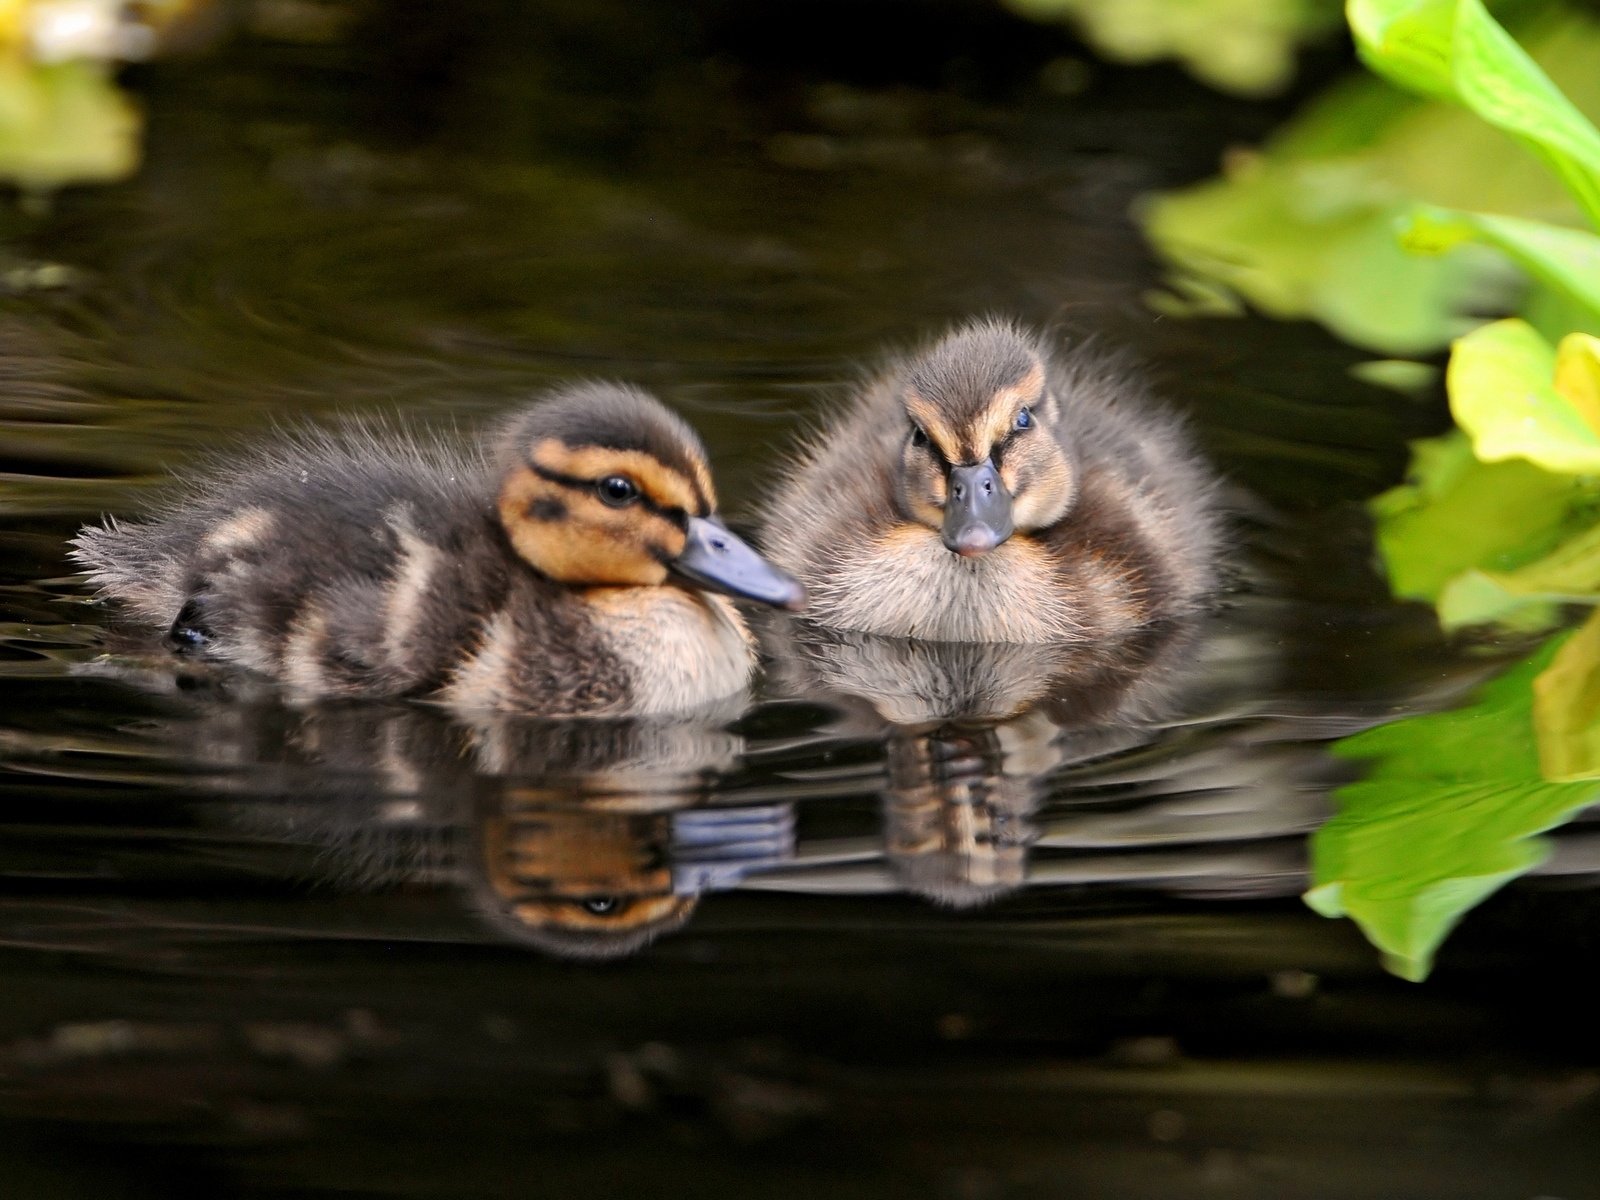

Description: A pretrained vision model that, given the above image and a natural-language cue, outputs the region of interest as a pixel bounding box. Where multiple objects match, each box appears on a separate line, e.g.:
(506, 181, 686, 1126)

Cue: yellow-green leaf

(1534, 607, 1600, 780)
(1347, 0, 1458, 101)
(1451, 0, 1600, 225)
(1448, 318, 1600, 473)
(0, 58, 140, 191)
(1555, 331, 1600, 429)
(1372, 428, 1591, 607)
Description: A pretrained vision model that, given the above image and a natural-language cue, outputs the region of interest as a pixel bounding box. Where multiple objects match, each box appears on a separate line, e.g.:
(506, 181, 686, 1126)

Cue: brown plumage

(759, 319, 1226, 643)
(72, 383, 803, 717)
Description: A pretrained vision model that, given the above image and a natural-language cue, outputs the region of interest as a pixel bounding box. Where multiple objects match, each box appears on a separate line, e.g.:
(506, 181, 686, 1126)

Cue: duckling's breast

(803, 524, 1143, 644)
(577, 587, 756, 715)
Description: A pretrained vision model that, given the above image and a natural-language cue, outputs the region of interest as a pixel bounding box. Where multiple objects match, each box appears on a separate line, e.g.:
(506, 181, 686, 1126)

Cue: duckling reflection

(763, 616, 1204, 908)
(881, 712, 1057, 908)
(469, 786, 793, 960)
(177, 698, 794, 959)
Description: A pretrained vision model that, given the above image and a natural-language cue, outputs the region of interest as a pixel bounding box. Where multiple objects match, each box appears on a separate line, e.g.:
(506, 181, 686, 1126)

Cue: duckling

(71, 383, 805, 717)
(760, 319, 1225, 643)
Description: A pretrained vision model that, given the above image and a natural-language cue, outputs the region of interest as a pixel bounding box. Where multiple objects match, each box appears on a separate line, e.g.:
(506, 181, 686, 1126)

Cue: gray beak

(670, 517, 807, 611)
(941, 460, 1015, 557)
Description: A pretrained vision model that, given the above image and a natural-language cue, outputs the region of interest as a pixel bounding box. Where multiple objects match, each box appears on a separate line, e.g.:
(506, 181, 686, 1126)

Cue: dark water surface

(3, 4, 1599, 1197)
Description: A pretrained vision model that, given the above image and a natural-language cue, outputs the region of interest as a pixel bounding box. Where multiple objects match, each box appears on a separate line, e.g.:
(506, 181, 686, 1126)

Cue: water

(3, 3, 1599, 1197)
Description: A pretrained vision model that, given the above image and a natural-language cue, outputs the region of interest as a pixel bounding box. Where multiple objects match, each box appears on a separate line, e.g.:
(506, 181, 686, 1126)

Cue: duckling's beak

(942, 460, 1015, 557)
(671, 517, 807, 611)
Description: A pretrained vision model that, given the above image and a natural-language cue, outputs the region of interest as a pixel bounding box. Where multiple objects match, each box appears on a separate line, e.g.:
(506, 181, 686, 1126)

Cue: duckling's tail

(69, 516, 188, 626)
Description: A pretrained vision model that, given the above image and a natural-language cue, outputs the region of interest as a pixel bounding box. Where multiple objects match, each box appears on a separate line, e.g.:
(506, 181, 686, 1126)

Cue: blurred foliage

(1371, 427, 1592, 627)
(1235, 1, 1600, 976)
(1006, 0, 1342, 96)
(1307, 633, 1600, 980)
(0, 0, 197, 192)
(0, 56, 137, 190)
(1352, 0, 1600, 638)
(1141, 1, 1600, 974)
(1349, 0, 1600, 222)
(1374, 324, 1600, 628)
(1143, 7, 1600, 354)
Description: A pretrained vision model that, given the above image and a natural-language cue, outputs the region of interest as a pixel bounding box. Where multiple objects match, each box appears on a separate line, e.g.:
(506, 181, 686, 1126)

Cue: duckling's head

(892, 321, 1075, 557)
(468, 798, 697, 961)
(495, 384, 804, 608)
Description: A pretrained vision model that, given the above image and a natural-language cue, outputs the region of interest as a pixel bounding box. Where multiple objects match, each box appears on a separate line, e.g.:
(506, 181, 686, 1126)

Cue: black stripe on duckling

(72, 383, 805, 716)
(759, 319, 1226, 643)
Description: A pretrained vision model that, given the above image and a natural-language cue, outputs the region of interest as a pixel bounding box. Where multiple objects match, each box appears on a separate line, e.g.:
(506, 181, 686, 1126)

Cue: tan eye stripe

(513, 895, 687, 930)
(977, 362, 1046, 452)
(498, 467, 679, 587)
(904, 392, 961, 462)
(907, 363, 1044, 464)
(562, 492, 684, 550)
(530, 441, 703, 516)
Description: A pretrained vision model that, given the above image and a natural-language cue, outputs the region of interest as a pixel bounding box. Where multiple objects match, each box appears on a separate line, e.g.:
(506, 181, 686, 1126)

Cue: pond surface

(3, 3, 1599, 1197)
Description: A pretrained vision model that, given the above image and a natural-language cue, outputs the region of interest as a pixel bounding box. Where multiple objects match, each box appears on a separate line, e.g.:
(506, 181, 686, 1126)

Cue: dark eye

(581, 896, 622, 915)
(910, 425, 929, 448)
(597, 475, 639, 506)
(1014, 407, 1033, 431)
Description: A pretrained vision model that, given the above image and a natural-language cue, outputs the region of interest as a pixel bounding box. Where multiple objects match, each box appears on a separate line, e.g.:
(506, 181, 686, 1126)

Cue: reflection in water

(37, 600, 1276, 952)
(763, 614, 1224, 909)
(883, 718, 1045, 908)
(157, 695, 795, 959)
(471, 789, 794, 960)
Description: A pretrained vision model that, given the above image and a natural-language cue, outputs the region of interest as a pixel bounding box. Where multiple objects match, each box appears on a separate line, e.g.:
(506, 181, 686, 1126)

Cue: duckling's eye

(910, 425, 929, 448)
(1014, 407, 1033, 431)
(597, 475, 640, 507)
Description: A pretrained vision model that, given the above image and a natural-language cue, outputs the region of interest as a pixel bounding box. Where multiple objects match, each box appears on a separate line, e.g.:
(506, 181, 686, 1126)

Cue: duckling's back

(1036, 341, 1226, 615)
(73, 424, 627, 711)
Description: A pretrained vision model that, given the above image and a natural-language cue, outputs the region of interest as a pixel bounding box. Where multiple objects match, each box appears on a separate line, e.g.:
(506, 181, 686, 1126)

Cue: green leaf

(1436, 520, 1600, 627)
(1347, 0, 1459, 100)
(1307, 637, 1600, 980)
(1448, 318, 1600, 472)
(1371, 428, 1593, 606)
(1402, 206, 1600, 327)
(1142, 155, 1488, 354)
(1380, 328, 1600, 628)
(1349, 0, 1600, 225)
(1452, 0, 1600, 225)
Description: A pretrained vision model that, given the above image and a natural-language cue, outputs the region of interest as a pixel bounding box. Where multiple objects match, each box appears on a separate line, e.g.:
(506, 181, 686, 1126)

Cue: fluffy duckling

(72, 384, 804, 717)
(760, 319, 1225, 643)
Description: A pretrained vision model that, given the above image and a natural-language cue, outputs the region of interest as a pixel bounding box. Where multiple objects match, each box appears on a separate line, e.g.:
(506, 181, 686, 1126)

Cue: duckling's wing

(71, 421, 488, 632)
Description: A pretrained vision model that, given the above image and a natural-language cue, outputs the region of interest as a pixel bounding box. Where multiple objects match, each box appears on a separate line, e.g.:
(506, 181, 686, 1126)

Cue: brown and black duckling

(72, 383, 805, 717)
(760, 319, 1225, 642)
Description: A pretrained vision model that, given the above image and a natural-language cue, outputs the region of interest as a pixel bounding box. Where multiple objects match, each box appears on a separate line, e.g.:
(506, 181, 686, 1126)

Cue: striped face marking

(897, 359, 1073, 536)
(903, 392, 962, 465)
(478, 809, 694, 933)
(499, 439, 715, 585)
(976, 362, 1045, 459)
(904, 362, 1045, 466)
